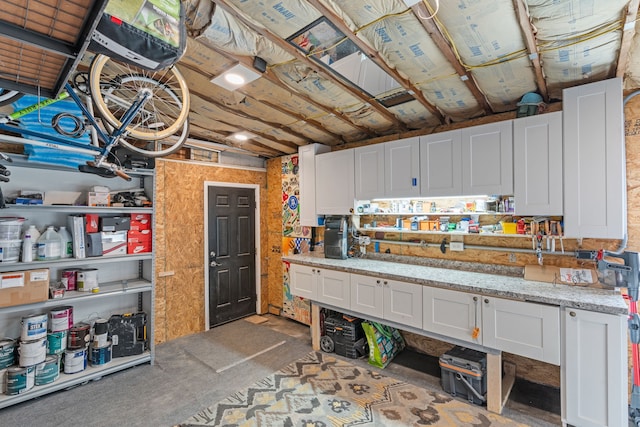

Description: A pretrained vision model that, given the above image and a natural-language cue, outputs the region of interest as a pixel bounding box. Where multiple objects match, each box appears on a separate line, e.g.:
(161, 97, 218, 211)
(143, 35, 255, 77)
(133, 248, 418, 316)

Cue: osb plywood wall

(153, 159, 268, 344)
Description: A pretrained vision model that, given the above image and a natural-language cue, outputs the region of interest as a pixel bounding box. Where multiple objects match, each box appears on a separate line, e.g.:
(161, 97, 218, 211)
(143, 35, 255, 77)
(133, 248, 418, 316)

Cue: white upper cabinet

(316, 149, 355, 215)
(354, 144, 385, 200)
(385, 137, 421, 198)
(513, 111, 563, 216)
(462, 121, 513, 196)
(562, 78, 625, 239)
(354, 137, 420, 200)
(299, 143, 330, 226)
(420, 129, 462, 197)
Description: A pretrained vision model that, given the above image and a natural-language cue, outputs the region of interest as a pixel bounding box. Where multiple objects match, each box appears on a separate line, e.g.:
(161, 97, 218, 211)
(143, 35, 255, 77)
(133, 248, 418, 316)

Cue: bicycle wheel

(118, 118, 189, 158)
(0, 89, 23, 107)
(88, 54, 190, 141)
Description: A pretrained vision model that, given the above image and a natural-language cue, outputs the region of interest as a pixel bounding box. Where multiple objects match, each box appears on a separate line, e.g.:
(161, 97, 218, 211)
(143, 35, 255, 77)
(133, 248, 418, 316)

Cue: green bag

(361, 321, 405, 369)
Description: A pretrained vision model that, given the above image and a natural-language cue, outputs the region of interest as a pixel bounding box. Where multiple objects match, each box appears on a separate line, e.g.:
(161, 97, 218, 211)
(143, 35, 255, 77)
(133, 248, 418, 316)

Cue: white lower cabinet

(349, 273, 422, 328)
(289, 264, 350, 310)
(482, 296, 560, 365)
(423, 286, 481, 344)
(563, 308, 627, 427)
(423, 287, 560, 364)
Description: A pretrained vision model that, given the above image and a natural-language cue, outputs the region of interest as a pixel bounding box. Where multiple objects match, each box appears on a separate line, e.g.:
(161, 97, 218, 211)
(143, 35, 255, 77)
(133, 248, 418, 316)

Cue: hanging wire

(417, 0, 440, 20)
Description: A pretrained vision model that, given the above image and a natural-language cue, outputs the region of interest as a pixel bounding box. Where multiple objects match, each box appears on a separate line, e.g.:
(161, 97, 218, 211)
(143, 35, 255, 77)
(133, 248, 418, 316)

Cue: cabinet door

(350, 273, 384, 318)
(423, 287, 481, 344)
(383, 279, 422, 328)
(420, 130, 462, 197)
(461, 121, 513, 195)
(482, 297, 560, 365)
(563, 308, 627, 427)
(563, 78, 625, 239)
(289, 264, 317, 300)
(513, 112, 563, 216)
(385, 137, 420, 197)
(354, 144, 385, 200)
(316, 149, 355, 215)
(299, 143, 330, 226)
(316, 269, 351, 310)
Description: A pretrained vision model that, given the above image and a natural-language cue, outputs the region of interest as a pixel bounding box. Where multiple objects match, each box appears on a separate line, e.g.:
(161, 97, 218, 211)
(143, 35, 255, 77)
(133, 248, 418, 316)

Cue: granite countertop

(282, 253, 628, 315)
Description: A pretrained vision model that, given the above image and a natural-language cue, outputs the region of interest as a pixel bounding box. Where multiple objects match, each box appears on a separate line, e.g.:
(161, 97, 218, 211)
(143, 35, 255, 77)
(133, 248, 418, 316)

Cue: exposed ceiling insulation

(2, 0, 640, 159)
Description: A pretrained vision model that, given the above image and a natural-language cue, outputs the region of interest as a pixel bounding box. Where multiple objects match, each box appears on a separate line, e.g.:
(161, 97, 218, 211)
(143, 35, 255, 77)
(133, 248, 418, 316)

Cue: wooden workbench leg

(486, 352, 502, 413)
(486, 352, 516, 414)
(311, 303, 321, 351)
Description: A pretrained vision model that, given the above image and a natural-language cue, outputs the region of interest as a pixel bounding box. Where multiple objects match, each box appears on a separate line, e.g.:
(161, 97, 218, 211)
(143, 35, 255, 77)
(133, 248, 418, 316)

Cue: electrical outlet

(509, 252, 517, 263)
(358, 236, 371, 245)
(450, 242, 464, 251)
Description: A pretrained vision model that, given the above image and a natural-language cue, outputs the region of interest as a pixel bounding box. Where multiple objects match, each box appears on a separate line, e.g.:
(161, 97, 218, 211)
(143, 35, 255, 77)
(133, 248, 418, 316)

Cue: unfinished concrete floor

(0, 314, 564, 426)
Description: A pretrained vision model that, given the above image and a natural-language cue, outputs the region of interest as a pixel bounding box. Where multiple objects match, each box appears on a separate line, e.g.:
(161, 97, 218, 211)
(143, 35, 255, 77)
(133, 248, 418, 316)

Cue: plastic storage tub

(439, 346, 487, 405)
(0, 218, 24, 240)
(0, 239, 23, 263)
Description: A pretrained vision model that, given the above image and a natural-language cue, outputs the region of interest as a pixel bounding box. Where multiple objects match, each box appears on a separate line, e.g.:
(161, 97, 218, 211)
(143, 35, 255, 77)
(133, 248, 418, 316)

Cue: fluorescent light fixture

(210, 64, 261, 91)
(229, 131, 257, 142)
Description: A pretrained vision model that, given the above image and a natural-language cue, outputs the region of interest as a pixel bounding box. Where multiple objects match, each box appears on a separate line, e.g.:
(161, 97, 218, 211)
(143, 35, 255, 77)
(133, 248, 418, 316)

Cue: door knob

(210, 261, 222, 267)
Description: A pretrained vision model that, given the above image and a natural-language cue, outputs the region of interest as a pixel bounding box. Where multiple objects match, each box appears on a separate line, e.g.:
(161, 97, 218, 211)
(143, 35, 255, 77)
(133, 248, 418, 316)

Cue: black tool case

(439, 346, 487, 405)
(322, 315, 367, 359)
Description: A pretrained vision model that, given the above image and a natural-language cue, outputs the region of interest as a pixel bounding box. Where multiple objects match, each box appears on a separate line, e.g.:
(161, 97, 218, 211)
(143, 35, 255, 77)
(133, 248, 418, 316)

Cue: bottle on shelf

(25, 225, 40, 260)
(21, 233, 33, 262)
(36, 226, 62, 261)
(57, 226, 72, 259)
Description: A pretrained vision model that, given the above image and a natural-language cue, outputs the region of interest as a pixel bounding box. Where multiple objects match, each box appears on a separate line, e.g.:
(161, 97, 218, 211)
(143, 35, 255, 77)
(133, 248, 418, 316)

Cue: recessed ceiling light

(210, 64, 262, 91)
(230, 131, 257, 141)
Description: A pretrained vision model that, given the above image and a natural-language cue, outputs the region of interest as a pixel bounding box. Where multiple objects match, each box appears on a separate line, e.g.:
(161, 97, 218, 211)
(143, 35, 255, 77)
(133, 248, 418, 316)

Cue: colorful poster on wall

(281, 155, 312, 324)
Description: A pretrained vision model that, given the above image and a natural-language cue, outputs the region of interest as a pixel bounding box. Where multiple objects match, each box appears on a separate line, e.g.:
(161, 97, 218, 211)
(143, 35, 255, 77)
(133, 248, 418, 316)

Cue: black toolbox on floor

(322, 314, 367, 359)
(439, 346, 487, 405)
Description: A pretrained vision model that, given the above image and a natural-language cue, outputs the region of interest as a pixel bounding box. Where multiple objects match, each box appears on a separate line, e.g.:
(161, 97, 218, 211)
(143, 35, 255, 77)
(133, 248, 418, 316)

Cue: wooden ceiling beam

(513, 0, 549, 102)
(410, 2, 493, 114)
(307, 0, 444, 123)
(616, 0, 640, 78)
(212, 0, 408, 133)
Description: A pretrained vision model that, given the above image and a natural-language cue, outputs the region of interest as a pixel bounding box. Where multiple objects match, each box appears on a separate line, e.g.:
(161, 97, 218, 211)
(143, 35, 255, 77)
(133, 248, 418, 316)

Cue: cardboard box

(0, 268, 49, 308)
(85, 213, 99, 233)
(127, 229, 152, 254)
(88, 192, 110, 207)
(130, 213, 151, 231)
(100, 216, 130, 232)
(101, 231, 128, 256)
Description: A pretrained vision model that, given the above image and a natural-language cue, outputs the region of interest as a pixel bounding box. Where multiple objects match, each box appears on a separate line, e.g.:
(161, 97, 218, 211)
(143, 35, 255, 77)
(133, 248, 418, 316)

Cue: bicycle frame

(0, 82, 151, 163)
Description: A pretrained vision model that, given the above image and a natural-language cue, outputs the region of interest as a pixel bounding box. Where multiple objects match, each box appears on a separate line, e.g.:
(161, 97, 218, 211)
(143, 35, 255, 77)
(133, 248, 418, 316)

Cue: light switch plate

(450, 242, 464, 251)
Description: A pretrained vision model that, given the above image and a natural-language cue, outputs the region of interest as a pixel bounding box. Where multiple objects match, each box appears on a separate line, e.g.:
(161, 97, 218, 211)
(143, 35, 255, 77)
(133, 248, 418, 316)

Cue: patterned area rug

(178, 351, 527, 427)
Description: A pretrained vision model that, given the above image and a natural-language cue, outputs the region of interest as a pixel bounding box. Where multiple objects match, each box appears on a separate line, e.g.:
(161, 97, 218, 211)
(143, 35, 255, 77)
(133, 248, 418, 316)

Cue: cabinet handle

(383, 281, 388, 285)
(412, 177, 417, 186)
(311, 269, 315, 273)
(376, 279, 381, 284)
(484, 298, 489, 304)
(569, 311, 576, 317)
(473, 296, 478, 302)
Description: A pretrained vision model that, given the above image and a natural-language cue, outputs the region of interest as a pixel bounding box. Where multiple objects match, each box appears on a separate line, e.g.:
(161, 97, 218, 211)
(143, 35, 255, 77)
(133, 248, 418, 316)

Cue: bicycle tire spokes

(89, 55, 189, 143)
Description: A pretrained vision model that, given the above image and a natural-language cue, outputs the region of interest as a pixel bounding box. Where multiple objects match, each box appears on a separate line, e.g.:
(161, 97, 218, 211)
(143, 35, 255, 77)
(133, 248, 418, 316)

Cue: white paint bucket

(35, 354, 60, 385)
(18, 338, 47, 367)
(48, 306, 73, 332)
(77, 268, 98, 292)
(64, 347, 87, 374)
(0, 338, 16, 369)
(21, 313, 48, 341)
(5, 366, 35, 395)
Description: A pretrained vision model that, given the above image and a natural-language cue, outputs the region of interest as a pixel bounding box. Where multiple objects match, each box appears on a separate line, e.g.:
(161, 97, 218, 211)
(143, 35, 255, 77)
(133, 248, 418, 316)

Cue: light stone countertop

(282, 253, 628, 315)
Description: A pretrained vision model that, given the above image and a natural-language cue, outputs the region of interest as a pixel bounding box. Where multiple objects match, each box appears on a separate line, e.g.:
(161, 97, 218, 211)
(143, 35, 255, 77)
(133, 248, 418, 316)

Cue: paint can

(92, 318, 109, 348)
(47, 330, 67, 355)
(0, 338, 16, 369)
(48, 306, 73, 332)
(0, 368, 6, 393)
(67, 323, 91, 349)
(90, 342, 112, 366)
(20, 313, 47, 341)
(63, 347, 87, 374)
(5, 366, 35, 395)
(18, 337, 47, 367)
(77, 268, 98, 292)
(61, 269, 78, 291)
(35, 354, 60, 385)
